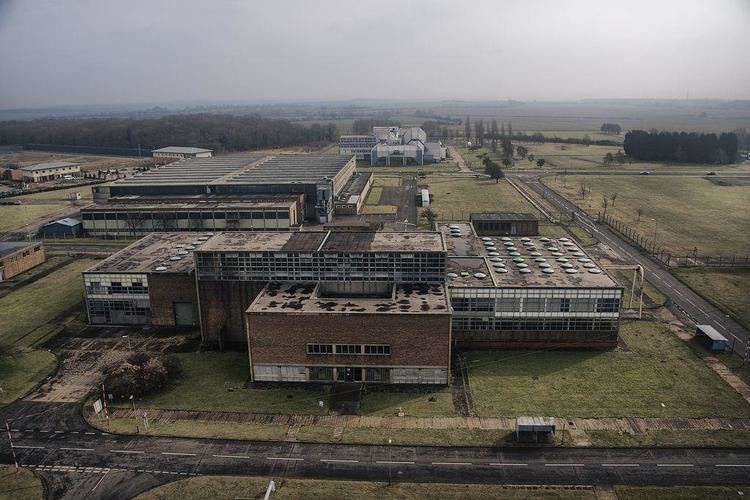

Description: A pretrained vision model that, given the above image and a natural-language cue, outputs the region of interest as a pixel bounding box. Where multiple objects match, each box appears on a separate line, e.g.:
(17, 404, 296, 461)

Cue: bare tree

(421, 208, 439, 228)
(636, 207, 643, 223)
(579, 183, 587, 199)
(610, 192, 617, 206)
(601, 195, 609, 216)
(536, 158, 546, 168)
(122, 212, 149, 237)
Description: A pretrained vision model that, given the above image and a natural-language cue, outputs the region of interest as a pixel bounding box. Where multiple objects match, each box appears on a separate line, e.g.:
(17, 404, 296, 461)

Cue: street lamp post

(388, 438, 393, 486)
(5, 420, 19, 472)
(122, 335, 131, 350)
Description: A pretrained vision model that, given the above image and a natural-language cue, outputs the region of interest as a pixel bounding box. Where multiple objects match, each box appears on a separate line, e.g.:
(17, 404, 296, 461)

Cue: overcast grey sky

(0, 0, 748, 108)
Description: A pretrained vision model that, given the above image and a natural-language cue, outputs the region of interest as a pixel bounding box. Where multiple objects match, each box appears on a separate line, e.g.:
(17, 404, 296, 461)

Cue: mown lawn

(137, 475, 595, 500)
(0, 465, 44, 500)
(359, 389, 455, 417)
(588, 429, 750, 448)
(672, 267, 750, 330)
(0, 259, 98, 347)
(545, 175, 750, 256)
(466, 321, 750, 418)
(0, 349, 56, 405)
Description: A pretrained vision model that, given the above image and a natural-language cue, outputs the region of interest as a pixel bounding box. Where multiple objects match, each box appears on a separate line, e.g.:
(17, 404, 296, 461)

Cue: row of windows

(452, 317, 619, 332)
(1, 245, 42, 264)
(451, 297, 620, 314)
(82, 211, 289, 221)
(309, 366, 390, 382)
(307, 344, 391, 356)
(86, 281, 148, 296)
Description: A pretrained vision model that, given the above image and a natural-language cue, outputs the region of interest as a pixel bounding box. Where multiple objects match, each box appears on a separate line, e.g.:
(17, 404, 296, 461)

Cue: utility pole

(387, 438, 393, 486)
(5, 420, 19, 472)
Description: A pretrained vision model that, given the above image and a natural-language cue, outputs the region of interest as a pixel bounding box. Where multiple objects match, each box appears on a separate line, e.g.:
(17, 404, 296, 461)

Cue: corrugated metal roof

(470, 212, 538, 221)
(0, 241, 36, 258)
(46, 217, 81, 227)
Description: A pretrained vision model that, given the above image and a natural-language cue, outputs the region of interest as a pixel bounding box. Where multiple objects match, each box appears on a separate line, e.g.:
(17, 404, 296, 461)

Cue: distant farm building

(12, 161, 81, 183)
(152, 146, 213, 165)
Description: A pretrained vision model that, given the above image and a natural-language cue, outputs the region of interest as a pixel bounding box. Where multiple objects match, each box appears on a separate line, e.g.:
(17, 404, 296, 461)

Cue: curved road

(520, 175, 750, 352)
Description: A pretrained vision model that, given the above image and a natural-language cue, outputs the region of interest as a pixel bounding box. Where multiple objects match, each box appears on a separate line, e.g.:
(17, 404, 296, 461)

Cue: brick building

(0, 241, 46, 281)
(469, 213, 539, 236)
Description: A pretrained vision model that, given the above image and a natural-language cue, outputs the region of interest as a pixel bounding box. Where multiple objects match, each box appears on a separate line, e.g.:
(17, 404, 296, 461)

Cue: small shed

(470, 212, 539, 236)
(42, 217, 82, 238)
(515, 416, 556, 442)
(695, 324, 727, 352)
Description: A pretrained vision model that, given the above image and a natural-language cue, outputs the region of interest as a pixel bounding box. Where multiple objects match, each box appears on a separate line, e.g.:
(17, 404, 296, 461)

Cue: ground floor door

(173, 302, 195, 326)
(336, 367, 363, 382)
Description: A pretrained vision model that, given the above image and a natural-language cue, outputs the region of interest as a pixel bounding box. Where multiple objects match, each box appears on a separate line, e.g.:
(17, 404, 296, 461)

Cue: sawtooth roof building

(90, 153, 357, 226)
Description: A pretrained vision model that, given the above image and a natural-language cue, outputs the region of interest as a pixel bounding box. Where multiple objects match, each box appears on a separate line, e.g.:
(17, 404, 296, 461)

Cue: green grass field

(17, 185, 94, 202)
(545, 175, 750, 256)
(608, 270, 667, 309)
(137, 476, 594, 500)
(615, 486, 750, 500)
(0, 465, 44, 500)
(588, 429, 750, 448)
(672, 267, 750, 329)
(0, 203, 70, 231)
(0, 349, 56, 405)
(121, 352, 458, 418)
(365, 187, 383, 205)
(466, 321, 750, 418)
(0, 258, 98, 347)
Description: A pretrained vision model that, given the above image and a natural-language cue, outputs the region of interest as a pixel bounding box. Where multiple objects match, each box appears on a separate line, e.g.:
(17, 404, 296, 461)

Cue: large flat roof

(83, 197, 298, 211)
(199, 231, 445, 253)
(248, 282, 450, 315)
(440, 223, 618, 288)
(109, 153, 352, 187)
(85, 232, 204, 274)
(471, 212, 538, 221)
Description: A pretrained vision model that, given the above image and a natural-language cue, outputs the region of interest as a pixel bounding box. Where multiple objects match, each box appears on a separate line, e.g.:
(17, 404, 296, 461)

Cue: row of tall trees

(0, 114, 338, 152)
(600, 123, 622, 134)
(351, 117, 400, 134)
(623, 130, 738, 164)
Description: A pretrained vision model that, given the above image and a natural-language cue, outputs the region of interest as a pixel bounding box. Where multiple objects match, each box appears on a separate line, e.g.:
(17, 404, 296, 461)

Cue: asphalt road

(520, 175, 750, 350)
(2, 401, 750, 499)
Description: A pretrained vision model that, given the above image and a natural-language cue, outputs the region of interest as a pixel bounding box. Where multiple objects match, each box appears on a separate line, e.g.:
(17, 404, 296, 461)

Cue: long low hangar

(92, 153, 356, 224)
(82, 225, 622, 384)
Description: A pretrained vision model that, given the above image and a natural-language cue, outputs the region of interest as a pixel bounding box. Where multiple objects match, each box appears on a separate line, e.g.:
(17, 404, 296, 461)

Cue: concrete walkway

(107, 406, 750, 434)
(448, 145, 473, 173)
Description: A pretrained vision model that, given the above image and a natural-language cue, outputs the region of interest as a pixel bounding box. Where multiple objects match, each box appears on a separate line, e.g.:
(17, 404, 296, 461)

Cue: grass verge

(0, 465, 43, 500)
(137, 475, 595, 500)
(466, 320, 750, 418)
(672, 267, 750, 330)
(0, 349, 56, 406)
(615, 485, 750, 500)
(587, 429, 750, 448)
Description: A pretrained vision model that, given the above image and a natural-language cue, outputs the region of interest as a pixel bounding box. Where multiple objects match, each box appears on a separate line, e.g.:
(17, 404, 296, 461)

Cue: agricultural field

(466, 321, 750, 418)
(672, 267, 750, 329)
(544, 175, 750, 256)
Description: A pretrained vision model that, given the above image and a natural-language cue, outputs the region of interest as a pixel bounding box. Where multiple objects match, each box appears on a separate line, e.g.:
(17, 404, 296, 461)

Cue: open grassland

(608, 270, 667, 309)
(615, 486, 750, 500)
(372, 175, 402, 187)
(588, 429, 750, 448)
(0, 465, 44, 500)
(356, 160, 459, 174)
(16, 185, 94, 202)
(365, 186, 383, 204)
(362, 205, 397, 214)
(0, 203, 70, 231)
(0, 349, 56, 406)
(466, 321, 750, 418)
(0, 258, 97, 347)
(545, 175, 750, 256)
(123, 352, 454, 418)
(137, 475, 594, 500)
(672, 267, 750, 329)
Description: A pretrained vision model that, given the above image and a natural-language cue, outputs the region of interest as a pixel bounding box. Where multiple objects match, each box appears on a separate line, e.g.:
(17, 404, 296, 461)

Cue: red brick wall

(147, 273, 198, 326)
(247, 312, 451, 368)
(198, 280, 267, 347)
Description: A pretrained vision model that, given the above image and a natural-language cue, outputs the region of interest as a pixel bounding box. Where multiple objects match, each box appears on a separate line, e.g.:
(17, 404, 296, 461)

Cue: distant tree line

(0, 113, 338, 152)
(462, 115, 621, 147)
(600, 123, 622, 134)
(623, 130, 738, 164)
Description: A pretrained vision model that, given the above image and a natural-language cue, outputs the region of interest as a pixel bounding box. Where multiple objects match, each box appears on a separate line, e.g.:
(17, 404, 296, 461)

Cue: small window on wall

(307, 343, 333, 354)
(364, 345, 390, 355)
(335, 344, 362, 355)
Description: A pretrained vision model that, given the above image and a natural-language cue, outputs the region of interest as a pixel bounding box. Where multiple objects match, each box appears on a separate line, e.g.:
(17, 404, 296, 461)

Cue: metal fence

(598, 212, 749, 268)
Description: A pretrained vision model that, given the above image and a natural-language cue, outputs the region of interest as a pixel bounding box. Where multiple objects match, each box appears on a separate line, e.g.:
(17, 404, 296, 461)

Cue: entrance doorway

(337, 367, 363, 382)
